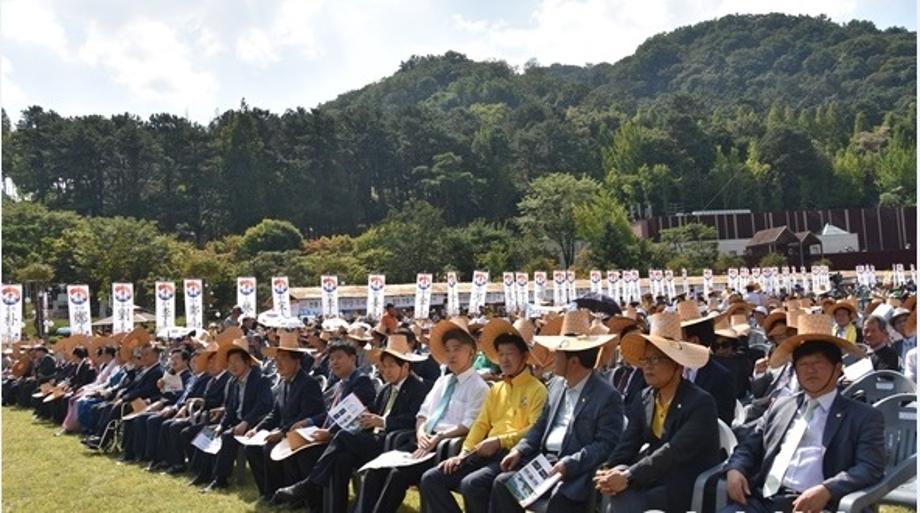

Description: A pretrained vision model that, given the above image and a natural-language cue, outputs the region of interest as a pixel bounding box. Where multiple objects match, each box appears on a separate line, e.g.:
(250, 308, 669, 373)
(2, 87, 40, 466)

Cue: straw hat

(216, 334, 260, 368)
(715, 314, 751, 339)
(428, 317, 474, 365)
(263, 332, 313, 359)
(903, 295, 916, 312)
(723, 302, 754, 319)
(532, 310, 616, 352)
(786, 308, 803, 330)
(677, 300, 722, 328)
(768, 313, 866, 368)
(347, 323, 374, 342)
(620, 312, 710, 369)
(761, 310, 788, 334)
(865, 298, 884, 316)
(368, 334, 428, 364)
(906, 309, 916, 337)
(477, 319, 529, 365)
(119, 327, 152, 363)
(828, 300, 857, 318)
(270, 429, 324, 461)
(606, 307, 643, 337)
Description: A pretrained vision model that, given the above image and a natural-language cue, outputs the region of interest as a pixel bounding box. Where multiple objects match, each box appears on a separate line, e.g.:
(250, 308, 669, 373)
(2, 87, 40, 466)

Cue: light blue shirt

(544, 374, 590, 453)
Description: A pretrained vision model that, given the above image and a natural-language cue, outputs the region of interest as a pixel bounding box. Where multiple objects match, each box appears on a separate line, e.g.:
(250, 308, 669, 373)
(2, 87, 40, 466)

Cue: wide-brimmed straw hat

(263, 331, 313, 359)
(270, 429, 324, 461)
(621, 312, 710, 369)
(532, 310, 615, 352)
(768, 313, 865, 368)
(347, 323, 375, 342)
(216, 326, 259, 367)
(119, 327, 152, 363)
(828, 300, 857, 318)
(428, 317, 474, 365)
(369, 334, 427, 364)
(677, 300, 722, 328)
(477, 318, 535, 366)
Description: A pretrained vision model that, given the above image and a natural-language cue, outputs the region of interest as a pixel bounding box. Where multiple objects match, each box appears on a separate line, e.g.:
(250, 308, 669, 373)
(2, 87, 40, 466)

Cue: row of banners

(0, 264, 915, 343)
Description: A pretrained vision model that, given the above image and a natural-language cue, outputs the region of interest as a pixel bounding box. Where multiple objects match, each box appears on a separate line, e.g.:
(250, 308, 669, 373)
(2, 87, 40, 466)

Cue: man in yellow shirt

(419, 318, 548, 513)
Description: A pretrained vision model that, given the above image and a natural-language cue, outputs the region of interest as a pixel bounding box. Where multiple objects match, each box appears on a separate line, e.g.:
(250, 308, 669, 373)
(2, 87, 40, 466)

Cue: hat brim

(680, 311, 722, 328)
(532, 334, 615, 352)
(768, 333, 866, 368)
(262, 346, 314, 359)
(427, 319, 473, 365)
(620, 332, 710, 370)
(828, 303, 857, 316)
(368, 347, 428, 364)
(270, 436, 325, 461)
(478, 319, 529, 365)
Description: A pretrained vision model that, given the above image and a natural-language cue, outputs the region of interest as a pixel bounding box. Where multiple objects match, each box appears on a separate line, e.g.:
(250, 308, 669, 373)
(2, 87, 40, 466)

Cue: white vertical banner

(67, 285, 93, 336)
(155, 281, 176, 333)
(236, 277, 257, 318)
(566, 270, 577, 302)
(751, 267, 762, 289)
(650, 269, 663, 297)
(589, 270, 602, 295)
(552, 271, 566, 306)
(740, 267, 751, 288)
(321, 275, 339, 318)
(895, 264, 906, 287)
(664, 270, 676, 301)
(367, 274, 386, 319)
(111, 283, 134, 334)
(781, 266, 791, 292)
(446, 272, 460, 317)
(762, 268, 774, 295)
(727, 268, 739, 291)
(800, 266, 810, 294)
(413, 273, 433, 320)
(469, 271, 489, 315)
(629, 270, 642, 304)
(702, 269, 713, 298)
(184, 279, 204, 330)
(271, 276, 291, 317)
(810, 266, 821, 293)
(533, 272, 547, 305)
(606, 271, 621, 304)
(502, 272, 517, 314)
(515, 273, 529, 311)
(910, 264, 917, 285)
(868, 265, 877, 287)
(0, 284, 23, 343)
(681, 268, 689, 295)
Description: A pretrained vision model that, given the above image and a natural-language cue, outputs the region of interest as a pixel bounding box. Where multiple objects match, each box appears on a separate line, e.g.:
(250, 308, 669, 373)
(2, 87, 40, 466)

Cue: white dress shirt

(417, 366, 489, 432)
(544, 374, 590, 453)
(781, 389, 837, 492)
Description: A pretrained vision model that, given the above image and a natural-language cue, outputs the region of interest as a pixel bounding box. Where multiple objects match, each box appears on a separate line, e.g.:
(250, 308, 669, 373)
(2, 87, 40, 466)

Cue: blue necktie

(425, 374, 458, 433)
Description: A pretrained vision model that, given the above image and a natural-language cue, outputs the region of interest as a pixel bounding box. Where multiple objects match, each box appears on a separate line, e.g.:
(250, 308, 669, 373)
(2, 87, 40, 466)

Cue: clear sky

(1, 0, 916, 124)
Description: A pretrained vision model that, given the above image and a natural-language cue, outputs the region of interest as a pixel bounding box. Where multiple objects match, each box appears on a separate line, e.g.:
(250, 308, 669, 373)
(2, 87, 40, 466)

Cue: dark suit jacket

(693, 358, 737, 425)
(869, 344, 901, 372)
(372, 374, 427, 433)
(411, 355, 441, 390)
(310, 354, 330, 380)
(714, 354, 754, 399)
(203, 371, 232, 410)
(35, 354, 57, 383)
(221, 367, 273, 429)
(176, 372, 211, 408)
(606, 379, 720, 513)
(121, 364, 164, 402)
(609, 365, 645, 405)
(256, 368, 325, 433)
(727, 391, 886, 506)
(515, 372, 625, 503)
(70, 359, 97, 390)
(309, 369, 375, 429)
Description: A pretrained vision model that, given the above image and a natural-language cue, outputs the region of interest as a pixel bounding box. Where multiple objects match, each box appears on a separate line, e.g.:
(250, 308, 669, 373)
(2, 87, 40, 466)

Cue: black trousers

(195, 432, 241, 485)
(245, 441, 287, 499)
(308, 430, 385, 513)
(282, 445, 326, 511)
(355, 458, 434, 513)
(157, 416, 193, 466)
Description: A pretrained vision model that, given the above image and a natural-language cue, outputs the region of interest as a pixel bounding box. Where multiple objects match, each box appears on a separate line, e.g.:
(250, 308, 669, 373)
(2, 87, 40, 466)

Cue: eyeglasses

(638, 355, 668, 367)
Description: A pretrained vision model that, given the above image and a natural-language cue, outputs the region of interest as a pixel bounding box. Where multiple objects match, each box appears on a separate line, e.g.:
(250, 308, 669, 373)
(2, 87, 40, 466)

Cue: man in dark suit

(679, 301, 738, 425)
(301, 335, 428, 513)
(272, 340, 376, 510)
(84, 343, 164, 449)
(145, 349, 213, 471)
(191, 339, 273, 491)
(490, 310, 625, 513)
(862, 315, 901, 371)
(606, 320, 647, 406)
(242, 333, 325, 502)
(595, 312, 720, 513)
(121, 347, 192, 462)
(20, 344, 56, 406)
(722, 313, 886, 513)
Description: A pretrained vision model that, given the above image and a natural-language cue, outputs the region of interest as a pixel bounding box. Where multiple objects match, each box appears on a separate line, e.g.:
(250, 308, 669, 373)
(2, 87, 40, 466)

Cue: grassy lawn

(2, 407, 421, 513)
(3, 406, 915, 513)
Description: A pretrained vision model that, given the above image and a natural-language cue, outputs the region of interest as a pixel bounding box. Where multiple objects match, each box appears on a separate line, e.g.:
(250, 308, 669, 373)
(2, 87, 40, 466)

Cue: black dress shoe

(165, 464, 186, 475)
(187, 475, 209, 487)
(270, 482, 308, 505)
(201, 480, 228, 493)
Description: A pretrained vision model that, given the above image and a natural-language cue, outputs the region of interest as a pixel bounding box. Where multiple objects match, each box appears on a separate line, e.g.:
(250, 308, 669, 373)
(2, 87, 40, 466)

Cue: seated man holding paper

(420, 318, 547, 513)
(120, 347, 192, 463)
(594, 311, 720, 513)
(271, 339, 376, 510)
(303, 334, 428, 513)
(720, 313, 885, 513)
(241, 332, 325, 502)
(489, 310, 625, 513)
(190, 337, 273, 491)
(354, 317, 490, 513)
